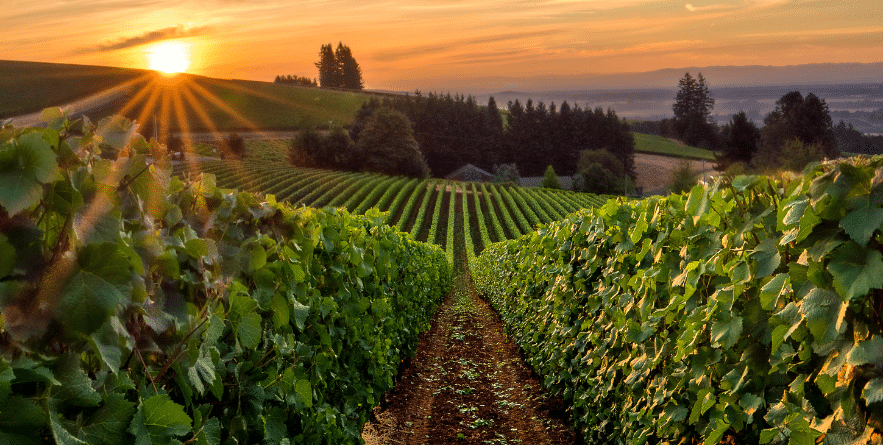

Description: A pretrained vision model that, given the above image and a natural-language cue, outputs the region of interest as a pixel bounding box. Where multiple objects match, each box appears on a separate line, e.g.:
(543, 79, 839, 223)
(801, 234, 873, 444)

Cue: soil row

(362, 273, 575, 445)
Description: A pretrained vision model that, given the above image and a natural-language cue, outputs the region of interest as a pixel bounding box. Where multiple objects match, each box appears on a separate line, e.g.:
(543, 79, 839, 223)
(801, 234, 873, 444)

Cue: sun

(147, 41, 190, 74)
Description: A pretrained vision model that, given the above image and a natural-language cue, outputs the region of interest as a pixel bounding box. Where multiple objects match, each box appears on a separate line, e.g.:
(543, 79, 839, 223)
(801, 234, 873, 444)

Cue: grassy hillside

(88, 75, 373, 133)
(1, 59, 374, 131)
(632, 132, 715, 160)
(0, 60, 146, 117)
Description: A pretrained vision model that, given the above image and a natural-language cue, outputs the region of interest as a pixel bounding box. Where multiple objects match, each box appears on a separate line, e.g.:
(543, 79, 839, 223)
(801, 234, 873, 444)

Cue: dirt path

(362, 273, 575, 445)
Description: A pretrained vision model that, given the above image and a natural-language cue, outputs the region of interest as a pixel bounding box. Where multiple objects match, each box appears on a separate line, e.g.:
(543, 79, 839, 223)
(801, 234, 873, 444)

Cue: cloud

(684, 2, 734, 12)
(95, 25, 209, 52)
(371, 30, 560, 62)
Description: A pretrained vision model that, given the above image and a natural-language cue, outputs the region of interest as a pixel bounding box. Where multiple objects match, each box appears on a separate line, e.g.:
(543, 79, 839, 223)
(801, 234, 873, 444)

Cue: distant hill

(1, 59, 377, 133)
(0, 60, 147, 117)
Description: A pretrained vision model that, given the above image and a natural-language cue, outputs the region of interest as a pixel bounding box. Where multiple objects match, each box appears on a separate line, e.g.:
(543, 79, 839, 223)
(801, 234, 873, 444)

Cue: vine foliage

(474, 160, 883, 444)
(0, 110, 450, 444)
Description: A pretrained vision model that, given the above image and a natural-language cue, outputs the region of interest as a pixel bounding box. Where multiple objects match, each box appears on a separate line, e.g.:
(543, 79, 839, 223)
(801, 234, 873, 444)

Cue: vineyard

(4, 111, 883, 445)
(171, 159, 608, 258)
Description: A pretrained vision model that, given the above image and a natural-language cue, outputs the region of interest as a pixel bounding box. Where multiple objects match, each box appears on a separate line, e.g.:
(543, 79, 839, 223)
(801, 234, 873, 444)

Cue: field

(170, 155, 608, 258)
(1, 60, 373, 132)
(0, 60, 146, 117)
(632, 131, 716, 160)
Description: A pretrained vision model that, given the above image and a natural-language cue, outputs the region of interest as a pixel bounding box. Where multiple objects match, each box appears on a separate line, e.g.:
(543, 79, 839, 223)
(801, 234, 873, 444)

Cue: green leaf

(53, 354, 102, 407)
(689, 388, 715, 423)
(847, 336, 883, 366)
(799, 288, 847, 350)
(760, 428, 783, 444)
(57, 243, 132, 335)
(134, 394, 192, 441)
(840, 193, 883, 246)
(50, 412, 88, 445)
(711, 316, 743, 349)
(237, 312, 262, 350)
(184, 239, 208, 259)
(295, 379, 313, 408)
(753, 238, 781, 279)
(828, 241, 883, 301)
(81, 393, 137, 445)
(0, 135, 55, 215)
(194, 417, 221, 445)
(760, 274, 790, 311)
(291, 300, 310, 331)
(0, 234, 16, 277)
(862, 378, 883, 405)
(271, 293, 289, 329)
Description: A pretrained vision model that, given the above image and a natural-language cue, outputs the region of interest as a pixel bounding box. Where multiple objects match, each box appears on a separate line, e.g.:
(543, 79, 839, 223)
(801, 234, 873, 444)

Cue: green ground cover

(632, 132, 715, 160)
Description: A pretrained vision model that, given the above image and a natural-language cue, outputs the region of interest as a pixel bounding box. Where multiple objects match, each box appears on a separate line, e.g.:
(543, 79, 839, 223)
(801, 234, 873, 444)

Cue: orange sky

(2, 0, 881, 92)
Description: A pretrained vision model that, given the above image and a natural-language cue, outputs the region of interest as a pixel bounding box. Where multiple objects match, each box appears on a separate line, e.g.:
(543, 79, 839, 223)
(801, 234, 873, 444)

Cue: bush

(669, 159, 698, 194)
(492, 163, 520, 185)
(222, 132, 245, 159)
(542, 165, 562, 189)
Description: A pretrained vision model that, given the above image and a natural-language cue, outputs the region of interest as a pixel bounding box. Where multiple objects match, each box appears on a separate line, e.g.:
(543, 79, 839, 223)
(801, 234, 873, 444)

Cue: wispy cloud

(371, 29, 561, 62)
(685, 3, 736, 12)
(94, 25, 209, 52)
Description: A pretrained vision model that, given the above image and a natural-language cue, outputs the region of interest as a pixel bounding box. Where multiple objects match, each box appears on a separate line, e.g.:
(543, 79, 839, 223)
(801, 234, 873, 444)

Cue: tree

(315, 43, 363, 90)
(353, 108, 429, 178)
(672, 72, 718, 148)
(714, 111, 761, 171)
(669, 159, 698, 194)
(315, 44, 340, 88)
(221, 133, 245, 159)
(760, 91, 837, 167)
(335, 43, 364, 90)
(573, 149, 634, 195)
(542, 165, 562, 189)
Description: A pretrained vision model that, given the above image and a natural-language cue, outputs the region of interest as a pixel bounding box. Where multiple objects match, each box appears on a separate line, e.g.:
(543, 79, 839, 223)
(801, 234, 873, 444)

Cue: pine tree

(672, 72, 717, 147)
(335, 43, 364, 90)
(315, 44, 340, 88)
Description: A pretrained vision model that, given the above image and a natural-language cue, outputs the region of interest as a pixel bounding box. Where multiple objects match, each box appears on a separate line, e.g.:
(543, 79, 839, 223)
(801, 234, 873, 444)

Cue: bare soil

(632, 153, 717, 196)
(362, 273, 576, 445)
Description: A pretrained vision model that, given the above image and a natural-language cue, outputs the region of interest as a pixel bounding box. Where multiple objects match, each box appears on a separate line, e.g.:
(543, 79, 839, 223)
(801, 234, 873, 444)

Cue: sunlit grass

(632, 132, 715, 160)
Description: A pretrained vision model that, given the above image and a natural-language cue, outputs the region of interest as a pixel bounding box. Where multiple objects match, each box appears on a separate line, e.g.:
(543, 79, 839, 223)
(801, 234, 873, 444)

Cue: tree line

(349, 93, 634, 179)
(273, 75, 318, 87)
(644, 71, 883, 173)
(287, 92, 636, 192)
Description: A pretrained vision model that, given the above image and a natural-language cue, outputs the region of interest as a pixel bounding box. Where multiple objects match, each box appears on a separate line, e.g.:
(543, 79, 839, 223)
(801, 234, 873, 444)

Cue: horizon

(2, 1, 881, 92)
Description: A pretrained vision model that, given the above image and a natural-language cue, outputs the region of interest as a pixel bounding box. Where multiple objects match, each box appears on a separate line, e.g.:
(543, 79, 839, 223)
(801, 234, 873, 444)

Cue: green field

(1, 60, 374, 131)
(632, 132, 715, 160)
(0, 60, 146, 117)
(170, 156, 607, 258)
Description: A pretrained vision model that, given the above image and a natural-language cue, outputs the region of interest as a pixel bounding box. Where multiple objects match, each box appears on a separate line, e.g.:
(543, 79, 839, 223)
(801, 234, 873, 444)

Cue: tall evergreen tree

(672, 72, 717, 147)
(335, 43, 364, 90)
(315, 44, 340, 88)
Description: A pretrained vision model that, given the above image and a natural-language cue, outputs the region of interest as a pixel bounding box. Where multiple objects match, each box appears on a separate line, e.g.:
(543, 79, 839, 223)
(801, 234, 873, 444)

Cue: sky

(1, 0, 881, 92)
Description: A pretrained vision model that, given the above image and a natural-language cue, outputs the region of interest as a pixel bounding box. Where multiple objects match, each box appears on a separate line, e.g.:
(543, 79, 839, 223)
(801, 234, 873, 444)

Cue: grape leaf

(862, 378, 883, 405)
(57, 243, 132, 335)
(840, 193, 883, 246)
(237, 312, 262, 350)
(847, 336, 883, 366)
(828, 241, 883, 301)
(81, 393, 137, 445)
(136, 394, 192, 441)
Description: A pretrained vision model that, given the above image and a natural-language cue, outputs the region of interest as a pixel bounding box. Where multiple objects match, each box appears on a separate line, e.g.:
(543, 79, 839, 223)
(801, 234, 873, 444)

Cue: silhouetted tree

(222, 133, 245, 159)
(760, 91, 837, 166)
(714, 111, 761, 171)
(165, 134, 184, 159)
(335, 43, 364, 90)
(672, 72, 718, 148)
(315, 44, 340, 88)
(353, 108, 429, 178)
